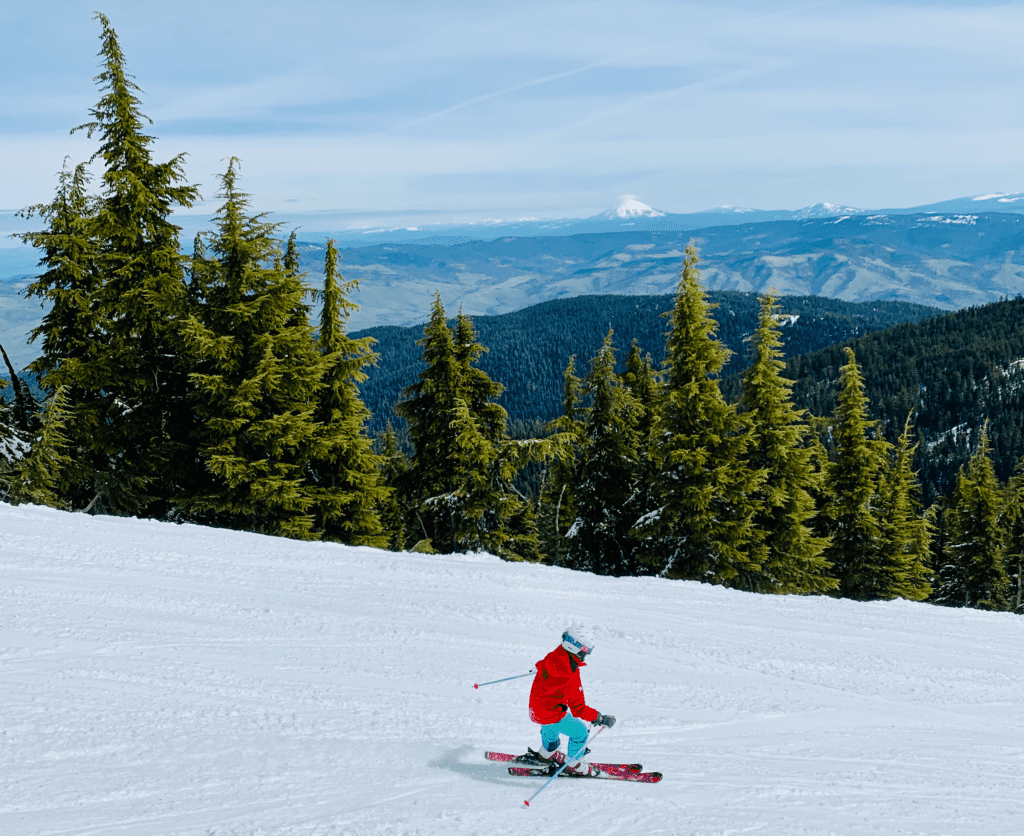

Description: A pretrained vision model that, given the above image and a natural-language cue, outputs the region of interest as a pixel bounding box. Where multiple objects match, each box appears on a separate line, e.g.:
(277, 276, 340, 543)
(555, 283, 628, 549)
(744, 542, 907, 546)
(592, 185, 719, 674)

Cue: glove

(594, 713, 616, 728)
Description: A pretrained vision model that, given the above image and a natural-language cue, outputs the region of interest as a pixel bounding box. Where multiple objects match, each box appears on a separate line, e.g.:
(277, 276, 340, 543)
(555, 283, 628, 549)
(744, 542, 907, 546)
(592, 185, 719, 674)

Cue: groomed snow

(3, 502, 1024, 835)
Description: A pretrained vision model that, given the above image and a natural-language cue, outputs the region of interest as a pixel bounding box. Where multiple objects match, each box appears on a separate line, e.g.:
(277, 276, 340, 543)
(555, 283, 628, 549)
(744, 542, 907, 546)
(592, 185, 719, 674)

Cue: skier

(527, 625, 616, 777)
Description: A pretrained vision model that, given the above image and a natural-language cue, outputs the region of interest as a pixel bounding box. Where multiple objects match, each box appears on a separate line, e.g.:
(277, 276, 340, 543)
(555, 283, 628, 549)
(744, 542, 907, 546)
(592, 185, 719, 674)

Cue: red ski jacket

(529, 646, 599, 725)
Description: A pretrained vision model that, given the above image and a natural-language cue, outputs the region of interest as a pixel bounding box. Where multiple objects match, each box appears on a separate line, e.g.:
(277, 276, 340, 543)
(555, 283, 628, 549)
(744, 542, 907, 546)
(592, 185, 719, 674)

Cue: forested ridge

(4, 15, 1024, 618)
(720, 297, 1024, 505)
(353, 293, 937, 434)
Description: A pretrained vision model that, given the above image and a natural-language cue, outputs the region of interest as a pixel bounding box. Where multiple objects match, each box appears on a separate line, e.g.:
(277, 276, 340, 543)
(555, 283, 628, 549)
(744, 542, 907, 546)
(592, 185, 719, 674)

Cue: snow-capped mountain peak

(600, 196, 666, 219)
(792, 202, 864, 219)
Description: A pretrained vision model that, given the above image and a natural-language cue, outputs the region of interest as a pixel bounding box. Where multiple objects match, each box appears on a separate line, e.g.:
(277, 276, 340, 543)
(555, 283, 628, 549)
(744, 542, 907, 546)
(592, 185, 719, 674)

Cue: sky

(2, 0, 1024, 227)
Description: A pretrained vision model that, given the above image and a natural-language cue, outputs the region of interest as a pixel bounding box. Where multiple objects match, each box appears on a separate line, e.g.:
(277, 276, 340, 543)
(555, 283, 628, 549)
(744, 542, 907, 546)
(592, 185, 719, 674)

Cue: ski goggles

(564, 634, 594, 658)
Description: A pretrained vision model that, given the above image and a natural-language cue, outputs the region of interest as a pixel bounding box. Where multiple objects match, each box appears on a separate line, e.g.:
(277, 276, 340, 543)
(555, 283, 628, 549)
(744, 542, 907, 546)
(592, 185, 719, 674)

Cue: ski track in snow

(3, 502, 1024, 835)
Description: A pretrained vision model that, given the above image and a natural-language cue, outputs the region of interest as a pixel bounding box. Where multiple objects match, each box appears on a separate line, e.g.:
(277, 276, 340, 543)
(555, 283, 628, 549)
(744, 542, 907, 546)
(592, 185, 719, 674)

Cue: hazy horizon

(3, 1, 1023, 224)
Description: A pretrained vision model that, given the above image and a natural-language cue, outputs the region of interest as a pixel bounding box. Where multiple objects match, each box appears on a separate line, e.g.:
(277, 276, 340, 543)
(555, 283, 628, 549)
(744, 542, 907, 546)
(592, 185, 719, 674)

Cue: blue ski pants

(539, 713, 589, 760)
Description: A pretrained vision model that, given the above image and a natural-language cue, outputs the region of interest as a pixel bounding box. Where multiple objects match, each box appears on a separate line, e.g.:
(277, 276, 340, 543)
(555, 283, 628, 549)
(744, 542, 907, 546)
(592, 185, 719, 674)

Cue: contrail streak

(374, 59, 615, 137)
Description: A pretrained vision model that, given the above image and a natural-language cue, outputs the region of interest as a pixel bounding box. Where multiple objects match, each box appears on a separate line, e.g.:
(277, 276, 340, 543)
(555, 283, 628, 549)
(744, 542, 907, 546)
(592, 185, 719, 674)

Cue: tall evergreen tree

(633, 243, 762, 585)
(17, 162, 100, 504)
(875, 416, 933, 601)
(283, 230, 300, 277)
(619, 340, 662, 571)
(177, 160, 322, 539)
(395, 295, 463, 549)
(395, 297, 547, 557)
(621, 340, 660, 446)
(821, 348, 888, 600)
(377, 421, 409, 551)
(20, 14, 199, 514)
(937, 427, 1009, 610)
(741, 294, 835, 594)
(1003, 456, 1024, 613)
(538, 356, 585, 564)
(565, 331, 643, 576)
(3, 387, 72, 510)
(305, 239, 387, 546)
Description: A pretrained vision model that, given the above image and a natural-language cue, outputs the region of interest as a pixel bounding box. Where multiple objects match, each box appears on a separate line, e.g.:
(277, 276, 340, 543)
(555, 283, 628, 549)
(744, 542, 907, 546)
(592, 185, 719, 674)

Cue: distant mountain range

(2, 195, 1024, 370)
(270, 192, 1024, 246)
(4, 192, 1024, 253)
(279, 212, 1024, 335)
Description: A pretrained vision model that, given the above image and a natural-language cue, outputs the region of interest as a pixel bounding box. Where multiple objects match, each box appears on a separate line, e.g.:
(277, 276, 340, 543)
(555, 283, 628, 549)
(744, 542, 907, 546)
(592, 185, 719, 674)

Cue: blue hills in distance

(3, 192, 1024, 370)
(253, 192, 1024, 246)
(3, 191, 1024, 254)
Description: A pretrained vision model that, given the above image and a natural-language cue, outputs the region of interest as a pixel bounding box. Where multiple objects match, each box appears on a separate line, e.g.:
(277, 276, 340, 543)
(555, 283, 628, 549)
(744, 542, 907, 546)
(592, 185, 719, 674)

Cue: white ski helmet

(561, 625, 596, 659)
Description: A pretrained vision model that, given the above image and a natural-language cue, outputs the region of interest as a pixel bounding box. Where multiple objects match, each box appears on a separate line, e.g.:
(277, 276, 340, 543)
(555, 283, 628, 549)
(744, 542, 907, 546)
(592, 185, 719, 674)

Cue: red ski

(485, 750, 642, 773)
(508, 765, 663, 783)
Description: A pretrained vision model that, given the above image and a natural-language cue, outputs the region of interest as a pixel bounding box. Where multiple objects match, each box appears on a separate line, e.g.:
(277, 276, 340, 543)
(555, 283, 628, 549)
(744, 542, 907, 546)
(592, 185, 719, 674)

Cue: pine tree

(395, 297, 548, 557)
(875, 416, 933, 601)
(821, 348, 888, 600)
(741, 294, 835, 594)
(394, 295, 463, 549)
(0, 374, 31, 501)
(377, 422, 409, 551)
(17, 162, 101, 506)
(619, 340, 661, 572)
(633, 243, 762, 585)
(3, 388, 72, 510)
(305, 239, 387, 546)
(21, 14, 199, 514)
(538, 356, 585, 564)
(939, 427, 1009, 610)
(564, 330, 643, 576)
(283, 230, 300, 277)
(177, 159, 322, 539)
(1003, 456, 1024, 613)
(621, 340, 659, 446)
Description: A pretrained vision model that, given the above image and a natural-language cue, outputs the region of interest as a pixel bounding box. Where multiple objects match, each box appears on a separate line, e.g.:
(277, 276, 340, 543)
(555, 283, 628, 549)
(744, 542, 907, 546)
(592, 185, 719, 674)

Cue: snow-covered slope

(4, 502, 1024, 835)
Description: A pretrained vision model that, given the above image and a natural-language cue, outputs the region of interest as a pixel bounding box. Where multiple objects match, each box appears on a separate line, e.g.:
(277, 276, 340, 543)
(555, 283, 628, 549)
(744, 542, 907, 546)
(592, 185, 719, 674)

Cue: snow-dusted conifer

(395, 295, 462, 550)
(538, 356, 584, 564)
(938, 427, 1008, 610)
(622, 339, 660, 445)
(305, 239, 388, 546)
(59, 13, 199, 515)
(3, 388, 72, 510)
(1002, 456, 1024, 613)
(0, 375, 31, 502)
(395, 299, 547, 558)
(633, 243, 762, 585)
(741, 294, 834, 594)
(18, 162, 100, 424)
(177, 160, 321, 539)
(377, 422, 409, 551)
(565, 330, 643, 576)
(875, 416, 933, 601)
(619, 340, 661, 570)
(821, 348, 887, 599)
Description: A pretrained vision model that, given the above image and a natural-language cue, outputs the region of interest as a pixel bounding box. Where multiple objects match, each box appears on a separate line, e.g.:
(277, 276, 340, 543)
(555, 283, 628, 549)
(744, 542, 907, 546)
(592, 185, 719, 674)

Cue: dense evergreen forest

(353, 294, 937, 434)
(719, 297, 1024, 505)
(4, 15, 1024, 617)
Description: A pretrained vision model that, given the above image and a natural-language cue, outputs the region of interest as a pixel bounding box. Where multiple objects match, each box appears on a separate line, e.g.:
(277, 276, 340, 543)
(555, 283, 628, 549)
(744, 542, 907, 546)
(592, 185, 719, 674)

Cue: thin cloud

(373, 58, 617, 137)
(541, 61, 788, 139)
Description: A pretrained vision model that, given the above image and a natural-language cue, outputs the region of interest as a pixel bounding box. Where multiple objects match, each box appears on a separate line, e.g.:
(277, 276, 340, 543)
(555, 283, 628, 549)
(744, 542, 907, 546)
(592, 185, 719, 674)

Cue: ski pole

(523, 724, 606, 808)
(473, 669, 535, 689)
